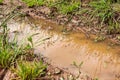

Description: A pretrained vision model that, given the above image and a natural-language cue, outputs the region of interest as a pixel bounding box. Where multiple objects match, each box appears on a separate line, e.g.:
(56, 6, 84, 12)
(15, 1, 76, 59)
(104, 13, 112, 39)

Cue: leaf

(73, 61, 78, 67)
(79, 61, 83, 67)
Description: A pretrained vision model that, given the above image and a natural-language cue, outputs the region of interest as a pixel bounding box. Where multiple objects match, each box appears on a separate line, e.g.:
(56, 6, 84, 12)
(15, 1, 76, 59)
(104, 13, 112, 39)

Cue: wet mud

(8, 17, 120, 80)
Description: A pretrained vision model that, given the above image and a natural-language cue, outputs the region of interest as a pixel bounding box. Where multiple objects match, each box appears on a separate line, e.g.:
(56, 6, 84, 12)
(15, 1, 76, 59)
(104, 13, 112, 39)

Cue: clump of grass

(0, 0, 3, 4)
(0, 43, 17, 68)
(107, 0, 120, 3)
(22, 0, 45, 7)
(90, 0, 120, 34)
(47, 0, 80, 14)
(94, 36, 105, 42)
(59, 1, 80, 14)
(0, 19, 20, 69)
(22, 0, 80, 15)
(73, 61, 83, 79)
(0, 11, 29, 79)
(0, 46, 13, 68)
(90, 0, 113, 25)
(0, 26, 26, 69)
(14, 61, 46, 80)
(0, 6, 49, 80)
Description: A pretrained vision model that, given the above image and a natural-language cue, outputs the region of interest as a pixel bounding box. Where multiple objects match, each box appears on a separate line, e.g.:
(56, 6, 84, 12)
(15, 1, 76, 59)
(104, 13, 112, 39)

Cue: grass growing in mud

(90, 0, 120, 33)
(22, 0, 45, 7)
(22, 0, 120, 34)
(22, 0, 81, 14)
(0, 7, 51, 80)
(0, 10, 47, 80)
(0, 0, 3, 4)
(46, 0, 80, 14)
(0, 7, 80, 80)
(13, 61, 46, 80)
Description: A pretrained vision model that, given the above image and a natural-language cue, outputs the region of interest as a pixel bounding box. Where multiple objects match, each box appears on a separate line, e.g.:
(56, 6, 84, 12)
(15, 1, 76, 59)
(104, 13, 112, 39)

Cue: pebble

(54, 68, 61, 74)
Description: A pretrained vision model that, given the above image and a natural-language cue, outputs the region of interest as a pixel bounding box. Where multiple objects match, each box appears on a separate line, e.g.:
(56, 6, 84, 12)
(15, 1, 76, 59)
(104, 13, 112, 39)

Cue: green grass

(14, 61, 46, 80)
(0, 46, 13, 68)
(48, 0, 80, 14)
(0, 27, 28, 69)
(22, 0, 45, 7)
(90, 0, 120, 33)
(21, 0, 120, 34)
(0, 0, 3, 4)
(0, 9, 48, 80)
(90, 0, 113, 24)
(22, 0, 80, 14)
(106, 0, 120, 3)
(59, 2, 80, 14)
(0, 12, 25, 69)
(0, 22, 20, 69)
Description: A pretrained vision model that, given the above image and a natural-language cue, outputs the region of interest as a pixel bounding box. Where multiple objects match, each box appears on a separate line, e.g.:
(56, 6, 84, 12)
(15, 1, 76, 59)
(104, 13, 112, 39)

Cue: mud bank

(7, 17, 120, 80)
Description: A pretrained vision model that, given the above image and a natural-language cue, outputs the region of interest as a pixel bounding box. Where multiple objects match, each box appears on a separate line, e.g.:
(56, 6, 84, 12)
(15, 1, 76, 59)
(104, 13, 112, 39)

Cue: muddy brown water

(7, 17, 120, 80)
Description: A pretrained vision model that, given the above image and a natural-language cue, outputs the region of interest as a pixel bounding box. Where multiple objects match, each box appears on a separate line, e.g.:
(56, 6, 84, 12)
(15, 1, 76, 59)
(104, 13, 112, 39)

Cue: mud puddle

(7, 17, 120, 80)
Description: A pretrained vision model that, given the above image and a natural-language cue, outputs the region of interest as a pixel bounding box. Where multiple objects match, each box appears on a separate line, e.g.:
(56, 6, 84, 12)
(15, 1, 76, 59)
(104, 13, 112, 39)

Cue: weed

(106, 0, 120, 3)
(0, 7, 38, 70)
(0, 45, 13, 68)
(60, 2, 80, 14)
(45, 0, 80, 14)
(0, 0, 3, 4)
(22, 0, 45, 7)
(14, 61, 46, 80)
(112, 3, 120, 12)
(93, 78, 99, 80)
(73, 61, 83, 79)
(27, 36, 34, 48)
(0, 13, 22, 69)
(94, 36, 105, 42)
(90, 0, 120, 33)
(90, 0, 113, 25)
(0, 4, 49, 80)
(0, 27, 26, 69)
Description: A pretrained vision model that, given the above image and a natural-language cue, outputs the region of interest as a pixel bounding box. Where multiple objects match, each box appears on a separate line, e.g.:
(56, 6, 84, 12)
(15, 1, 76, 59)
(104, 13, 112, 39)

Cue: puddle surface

(8, 17, 120, 80)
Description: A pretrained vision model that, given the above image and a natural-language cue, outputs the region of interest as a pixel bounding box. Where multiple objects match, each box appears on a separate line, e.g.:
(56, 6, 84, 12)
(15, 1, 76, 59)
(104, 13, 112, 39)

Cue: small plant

(0, 14, 22, 69)
(94, 36, 105, 42)
(0, 0, 3, 4)
(22, 0, 45, 7)
(73, 61, 83, 79)
(0, 28, 25, 69)
(93, 78, 99, 80)
(107, 0, 120, 3)
(90, 0, 120, 33)
(90, 0, 113, 25)
(60, 2, 80, 14)
(46, 0, 80, 14)
(14, 61, 46, 80)
(0, 46, 13, 68)
(0, 6, 49, 80)
(0, 9, 38, 77)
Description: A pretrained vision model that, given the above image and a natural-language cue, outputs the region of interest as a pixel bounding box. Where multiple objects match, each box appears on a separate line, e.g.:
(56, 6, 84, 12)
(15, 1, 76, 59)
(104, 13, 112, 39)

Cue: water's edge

(8, 17, 120, 80)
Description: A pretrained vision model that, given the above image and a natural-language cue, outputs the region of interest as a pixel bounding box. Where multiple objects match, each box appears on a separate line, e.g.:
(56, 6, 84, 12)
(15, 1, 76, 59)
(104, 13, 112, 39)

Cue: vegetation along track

(0, 0, 120, 80)
(20, 0, 120, 44)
